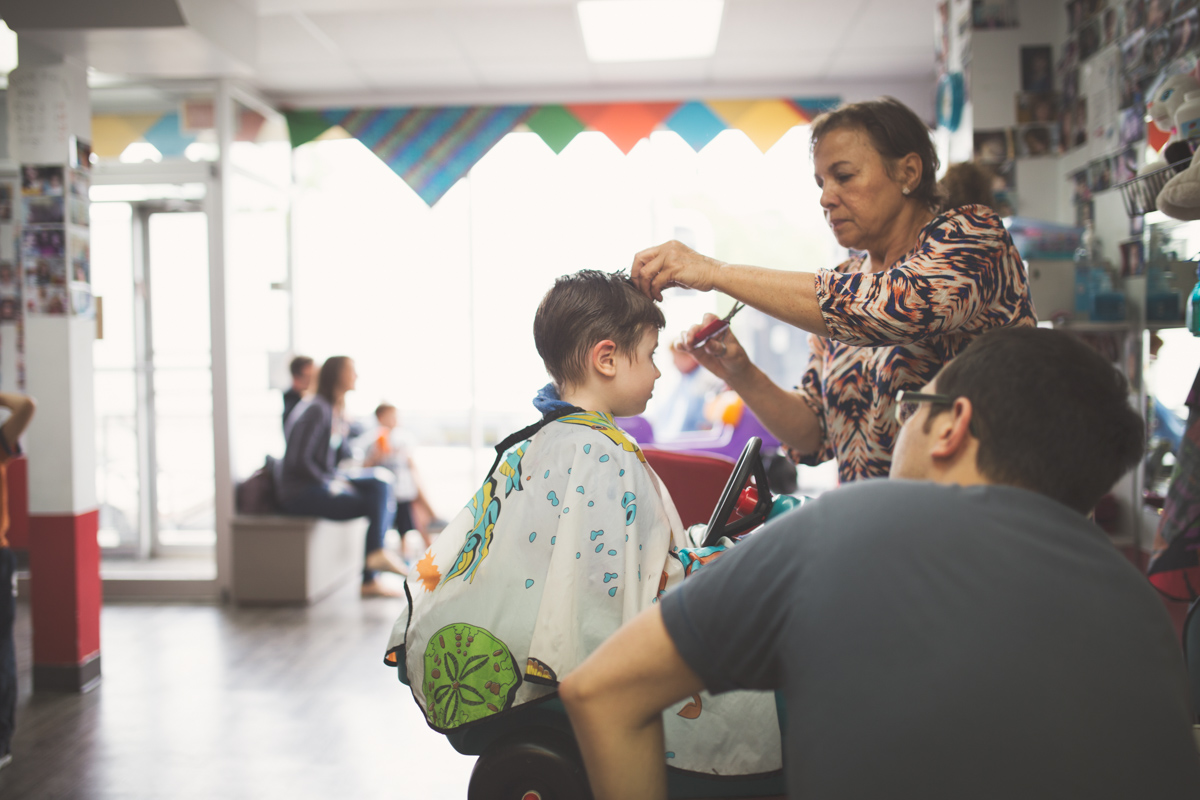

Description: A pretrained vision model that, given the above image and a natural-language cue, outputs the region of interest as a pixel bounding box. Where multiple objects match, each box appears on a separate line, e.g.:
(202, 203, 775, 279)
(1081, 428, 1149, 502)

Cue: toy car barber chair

(401, 438, 797, 800)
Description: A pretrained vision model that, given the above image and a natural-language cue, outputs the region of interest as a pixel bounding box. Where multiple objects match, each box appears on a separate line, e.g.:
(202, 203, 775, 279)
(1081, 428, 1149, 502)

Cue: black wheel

(467, 727, 593, 800)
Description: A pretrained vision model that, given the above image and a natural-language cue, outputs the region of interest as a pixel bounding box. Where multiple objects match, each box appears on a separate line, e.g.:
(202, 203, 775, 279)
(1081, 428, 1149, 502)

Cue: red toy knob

(735, 485, 759, 517)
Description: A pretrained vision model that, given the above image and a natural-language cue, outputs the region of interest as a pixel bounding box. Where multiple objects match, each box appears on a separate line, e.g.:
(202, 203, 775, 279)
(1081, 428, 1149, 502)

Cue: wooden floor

(0, 581, 475, 800)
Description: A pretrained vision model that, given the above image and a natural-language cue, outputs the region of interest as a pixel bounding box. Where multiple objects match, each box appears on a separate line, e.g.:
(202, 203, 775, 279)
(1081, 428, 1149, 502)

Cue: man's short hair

(375, 402, 396, 419)
(932, 326, 1144, 514)
(534, 270, 666, 389)
(289, 355, 314, 378)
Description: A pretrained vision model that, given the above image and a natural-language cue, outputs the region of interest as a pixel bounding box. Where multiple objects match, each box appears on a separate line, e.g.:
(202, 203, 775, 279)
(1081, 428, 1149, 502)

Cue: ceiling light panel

(577, 0, 724, 63)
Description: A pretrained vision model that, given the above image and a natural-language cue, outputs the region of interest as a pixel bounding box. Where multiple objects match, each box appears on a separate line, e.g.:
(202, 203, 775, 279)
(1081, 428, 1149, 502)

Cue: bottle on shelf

(1188, 264, 1200, 336)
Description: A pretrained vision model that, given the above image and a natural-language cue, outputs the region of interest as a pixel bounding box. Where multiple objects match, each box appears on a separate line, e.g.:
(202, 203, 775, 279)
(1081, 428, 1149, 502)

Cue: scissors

(690, 302, 746, 349)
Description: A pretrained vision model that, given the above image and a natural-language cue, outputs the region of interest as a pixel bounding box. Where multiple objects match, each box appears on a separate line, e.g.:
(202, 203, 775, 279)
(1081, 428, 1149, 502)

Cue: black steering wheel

(702, 436, 773, 548)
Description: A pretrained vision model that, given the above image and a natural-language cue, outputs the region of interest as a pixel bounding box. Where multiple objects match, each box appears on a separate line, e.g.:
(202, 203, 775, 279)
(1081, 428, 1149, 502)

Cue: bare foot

(365, 548, 409, 576)
(361, 579, 403, 598)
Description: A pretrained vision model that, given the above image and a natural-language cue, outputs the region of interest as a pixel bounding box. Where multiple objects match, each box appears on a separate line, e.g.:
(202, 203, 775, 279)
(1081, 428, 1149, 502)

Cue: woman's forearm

(712, 264, 831, 338)
(724, 365, 823, 457)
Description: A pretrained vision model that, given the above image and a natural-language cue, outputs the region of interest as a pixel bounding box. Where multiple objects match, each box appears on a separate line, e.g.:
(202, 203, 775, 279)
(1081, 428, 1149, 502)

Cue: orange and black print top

(791, 205, 1036, 483)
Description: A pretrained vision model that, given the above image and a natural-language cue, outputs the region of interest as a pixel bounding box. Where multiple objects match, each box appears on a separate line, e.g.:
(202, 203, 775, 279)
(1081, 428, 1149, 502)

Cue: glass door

(92, 197, 214, 558)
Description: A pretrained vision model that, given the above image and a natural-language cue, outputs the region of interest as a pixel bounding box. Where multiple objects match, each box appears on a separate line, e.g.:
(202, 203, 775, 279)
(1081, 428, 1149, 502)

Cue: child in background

(384, 270, 781, 780)
(363, 403, 438, 550)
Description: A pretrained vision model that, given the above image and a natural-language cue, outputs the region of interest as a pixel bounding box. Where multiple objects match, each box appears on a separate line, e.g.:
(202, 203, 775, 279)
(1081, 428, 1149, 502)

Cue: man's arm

(0, 392, 35, 457)
(560, 607, 704, 800)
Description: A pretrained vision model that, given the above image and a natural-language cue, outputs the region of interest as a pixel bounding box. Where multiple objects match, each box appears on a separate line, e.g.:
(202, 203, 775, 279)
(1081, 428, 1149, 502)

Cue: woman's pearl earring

(902, 186, 911, 195)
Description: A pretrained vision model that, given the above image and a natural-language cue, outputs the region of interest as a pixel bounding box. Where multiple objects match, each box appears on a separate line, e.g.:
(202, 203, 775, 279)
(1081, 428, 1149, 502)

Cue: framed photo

(1148, 0, 1171, 30)
(1126, 0, 1147, 32)
(974, 129, 1014, 163)
(20, 166, 63, 197)
(1144, 28, 1172, 70)
(972, 0, 1019, 29)
(1017, 123, 1060, 156)
(1021, 45, 1054, 91)
(1119, 106, 1147, 146)
(1104, 7, 1120, 42)
(1169, 8, 1199, 57)
(1017, 92, 1059, 122)
(1120, 239, 1146, 275)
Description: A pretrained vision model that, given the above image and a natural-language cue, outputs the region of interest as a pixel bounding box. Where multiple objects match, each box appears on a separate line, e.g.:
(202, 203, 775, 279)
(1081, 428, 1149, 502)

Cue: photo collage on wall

(21, 165, 68, 316)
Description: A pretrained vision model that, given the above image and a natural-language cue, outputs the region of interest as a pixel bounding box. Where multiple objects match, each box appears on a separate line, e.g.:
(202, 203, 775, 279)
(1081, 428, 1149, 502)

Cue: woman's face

(813, 127, 910, 252)
(341, 360, 357, 393)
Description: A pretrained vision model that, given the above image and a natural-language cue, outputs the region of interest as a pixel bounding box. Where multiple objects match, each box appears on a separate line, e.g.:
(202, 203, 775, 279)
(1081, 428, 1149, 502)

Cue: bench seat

(231, 515, 368, 606)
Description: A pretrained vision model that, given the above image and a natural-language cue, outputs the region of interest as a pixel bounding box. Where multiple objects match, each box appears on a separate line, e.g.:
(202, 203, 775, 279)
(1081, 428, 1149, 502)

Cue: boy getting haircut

(384, 269, 782, 780)
(534, 269, 665, 391)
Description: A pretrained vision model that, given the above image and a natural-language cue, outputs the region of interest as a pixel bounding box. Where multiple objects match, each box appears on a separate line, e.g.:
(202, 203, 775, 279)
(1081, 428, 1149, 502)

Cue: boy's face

(610, 326, 661, 417)
(377, 408, 397, 428)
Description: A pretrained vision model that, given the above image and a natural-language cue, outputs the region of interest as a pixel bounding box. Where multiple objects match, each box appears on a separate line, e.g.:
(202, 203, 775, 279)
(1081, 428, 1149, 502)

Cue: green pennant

(525, 105, 586, 154)
(285, 109, 334, 149)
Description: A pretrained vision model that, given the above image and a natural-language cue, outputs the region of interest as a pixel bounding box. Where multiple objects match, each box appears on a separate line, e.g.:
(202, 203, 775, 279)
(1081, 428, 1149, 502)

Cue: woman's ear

(591, 340, 619, 378)
(898, 152, 924, 194)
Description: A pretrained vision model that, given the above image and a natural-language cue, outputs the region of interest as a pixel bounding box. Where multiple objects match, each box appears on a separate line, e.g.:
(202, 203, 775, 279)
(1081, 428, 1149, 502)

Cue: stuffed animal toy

(1158, 147, 1200, 220)
(1141, 72, 1200, 176)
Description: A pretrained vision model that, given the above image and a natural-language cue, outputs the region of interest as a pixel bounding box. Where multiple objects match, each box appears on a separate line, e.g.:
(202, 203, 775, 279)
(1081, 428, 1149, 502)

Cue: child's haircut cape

(384, 410, 782, 777)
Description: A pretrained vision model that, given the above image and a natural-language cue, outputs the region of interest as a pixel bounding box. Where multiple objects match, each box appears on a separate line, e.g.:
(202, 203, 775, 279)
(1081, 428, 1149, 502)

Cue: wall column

(8, 38, 100, 692)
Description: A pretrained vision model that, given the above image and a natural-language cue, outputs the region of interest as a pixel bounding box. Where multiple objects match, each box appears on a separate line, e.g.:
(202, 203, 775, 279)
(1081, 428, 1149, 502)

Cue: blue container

(1093, 291, 1127, 321)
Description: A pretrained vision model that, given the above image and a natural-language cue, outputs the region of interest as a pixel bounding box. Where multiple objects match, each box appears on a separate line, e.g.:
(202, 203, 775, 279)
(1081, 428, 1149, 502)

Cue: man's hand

(631, 240, 724, 301)
(560, 607, 705, 800)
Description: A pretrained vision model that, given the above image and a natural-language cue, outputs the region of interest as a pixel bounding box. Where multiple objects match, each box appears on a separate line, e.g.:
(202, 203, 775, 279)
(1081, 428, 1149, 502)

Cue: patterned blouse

(791, 205, 1036, 483)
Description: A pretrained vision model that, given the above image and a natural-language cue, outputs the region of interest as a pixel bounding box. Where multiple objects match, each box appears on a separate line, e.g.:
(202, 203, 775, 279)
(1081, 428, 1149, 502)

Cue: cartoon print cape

(385, 411, 782, 776)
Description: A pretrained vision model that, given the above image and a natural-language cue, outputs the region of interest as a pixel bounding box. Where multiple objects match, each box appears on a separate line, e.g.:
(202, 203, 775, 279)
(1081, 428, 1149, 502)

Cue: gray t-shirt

(661, 480, 1200, 799)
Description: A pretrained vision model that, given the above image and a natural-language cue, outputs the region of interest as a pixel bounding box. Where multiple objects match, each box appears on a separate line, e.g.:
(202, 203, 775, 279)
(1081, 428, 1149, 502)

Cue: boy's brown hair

(534, 270, 665, 390)
(375, 402, 396, 420)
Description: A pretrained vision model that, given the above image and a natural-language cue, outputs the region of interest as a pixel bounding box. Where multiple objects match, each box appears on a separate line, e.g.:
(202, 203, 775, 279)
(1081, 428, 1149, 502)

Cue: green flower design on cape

(423, 623, 521, 730)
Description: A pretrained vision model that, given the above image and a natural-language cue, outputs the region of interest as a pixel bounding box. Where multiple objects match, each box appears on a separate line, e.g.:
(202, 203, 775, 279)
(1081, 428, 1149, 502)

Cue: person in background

(562, 327, 1200, 800)
(362, 403, 440, 551)
(646, 342, 720, 440)
(0, 391, 35, 771)
(282, 355, 315, 430)
(938, 162, 997, 213)
(280, 357, 407, 597)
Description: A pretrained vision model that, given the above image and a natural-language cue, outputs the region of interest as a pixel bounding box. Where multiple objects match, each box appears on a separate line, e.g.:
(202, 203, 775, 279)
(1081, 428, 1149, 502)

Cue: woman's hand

(681, 314, 752, 383)
(631, 240, 724, 301)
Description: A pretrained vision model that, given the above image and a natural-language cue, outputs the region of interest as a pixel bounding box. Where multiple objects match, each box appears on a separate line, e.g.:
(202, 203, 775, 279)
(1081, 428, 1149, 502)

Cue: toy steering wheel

(702, 436, 773, 548)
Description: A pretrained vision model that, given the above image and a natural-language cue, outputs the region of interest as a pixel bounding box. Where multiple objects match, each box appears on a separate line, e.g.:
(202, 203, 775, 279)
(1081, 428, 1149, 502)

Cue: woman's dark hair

(939, 162, 997, 213)
(317, 356, 352, 404)
(534, 270, 665, 389)
(810, 97, 941, 210)
(930, 327, 1144, 515)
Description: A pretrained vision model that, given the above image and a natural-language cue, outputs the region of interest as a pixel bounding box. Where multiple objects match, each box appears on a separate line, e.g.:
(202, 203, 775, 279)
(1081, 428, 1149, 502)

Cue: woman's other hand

(631, 240, 724, 301)
(682, 314, 751, 382)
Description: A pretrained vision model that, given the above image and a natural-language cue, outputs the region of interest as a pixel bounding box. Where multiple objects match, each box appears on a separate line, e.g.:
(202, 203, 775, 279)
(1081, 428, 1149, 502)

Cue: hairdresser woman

(633, 98, 1036, 481)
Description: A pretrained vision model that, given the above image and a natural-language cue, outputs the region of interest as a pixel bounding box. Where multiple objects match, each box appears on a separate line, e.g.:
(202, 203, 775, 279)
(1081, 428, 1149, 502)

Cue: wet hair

(534, 270, 666, 390)
(810, 96, 941, 210)
(289, 355, 314, 378)
(939, 162, 997, 213)
(317, 356, 352, 404)
(930, 327, 1144, 515)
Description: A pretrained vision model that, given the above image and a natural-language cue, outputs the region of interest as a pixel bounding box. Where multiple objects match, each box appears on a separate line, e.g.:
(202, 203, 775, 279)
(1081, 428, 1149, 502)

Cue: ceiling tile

(255, 62, 367, 92)
(824, 46, 935, 80)
(475, 58, 593, 87)
(258, 13, 341, 64)
(307, 9, 462, 60)
(718, 0, 865, 55)
(590, 59, 711, 86)
(353, 58, 481, 89)
(448, 6, 587, 61)
(711, 51, 832, 82)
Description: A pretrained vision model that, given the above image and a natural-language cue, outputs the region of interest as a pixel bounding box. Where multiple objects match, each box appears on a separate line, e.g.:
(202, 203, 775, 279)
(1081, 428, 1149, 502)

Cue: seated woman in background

(280, 355, 408, 597)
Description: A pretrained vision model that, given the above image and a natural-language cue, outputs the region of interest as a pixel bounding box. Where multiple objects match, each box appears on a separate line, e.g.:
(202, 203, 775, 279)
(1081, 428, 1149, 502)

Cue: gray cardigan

(280, 396, 338, 500)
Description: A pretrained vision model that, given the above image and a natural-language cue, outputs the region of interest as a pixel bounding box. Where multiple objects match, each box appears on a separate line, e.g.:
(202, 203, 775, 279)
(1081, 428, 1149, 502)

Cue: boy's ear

(590, 339, 619, 378)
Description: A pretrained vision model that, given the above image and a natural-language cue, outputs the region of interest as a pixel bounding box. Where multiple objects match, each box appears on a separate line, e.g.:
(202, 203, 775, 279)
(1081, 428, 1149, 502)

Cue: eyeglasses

(894, 390, 956, 425)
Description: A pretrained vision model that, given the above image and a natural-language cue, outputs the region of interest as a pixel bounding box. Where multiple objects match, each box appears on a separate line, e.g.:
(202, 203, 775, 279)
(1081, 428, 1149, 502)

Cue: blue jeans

(0, 548, 14, 755)
(281, 475, 395, 583)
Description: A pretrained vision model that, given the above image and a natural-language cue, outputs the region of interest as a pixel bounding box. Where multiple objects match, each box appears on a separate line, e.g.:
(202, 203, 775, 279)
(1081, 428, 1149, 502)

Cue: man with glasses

(561, 327, 1200, 800)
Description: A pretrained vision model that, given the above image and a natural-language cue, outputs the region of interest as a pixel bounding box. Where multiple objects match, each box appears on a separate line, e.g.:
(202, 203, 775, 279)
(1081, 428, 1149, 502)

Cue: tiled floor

(1, 581, 475, 799)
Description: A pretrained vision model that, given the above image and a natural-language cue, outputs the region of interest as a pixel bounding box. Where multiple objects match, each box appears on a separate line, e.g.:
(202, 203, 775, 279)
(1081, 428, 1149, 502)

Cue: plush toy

(1141, 72, 1200, 176)
(1157, 147, 1200, 220)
